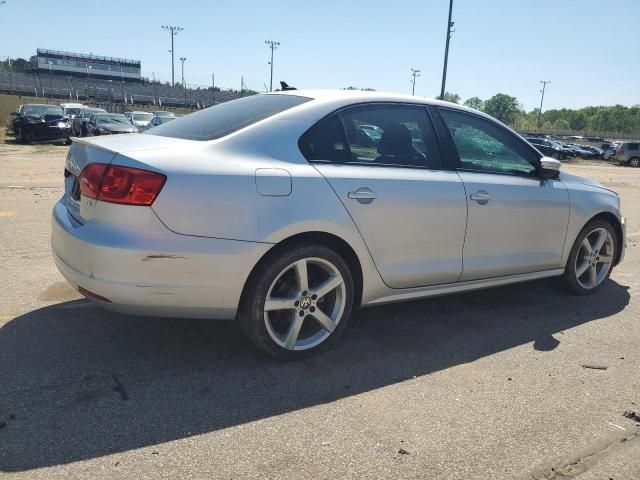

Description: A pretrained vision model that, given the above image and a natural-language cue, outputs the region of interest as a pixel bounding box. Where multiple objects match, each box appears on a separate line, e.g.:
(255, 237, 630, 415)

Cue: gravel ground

(0, 142, 638, 479)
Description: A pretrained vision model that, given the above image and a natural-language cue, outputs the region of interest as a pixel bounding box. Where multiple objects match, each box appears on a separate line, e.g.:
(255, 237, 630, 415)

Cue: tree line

(439, 91, 640, 136)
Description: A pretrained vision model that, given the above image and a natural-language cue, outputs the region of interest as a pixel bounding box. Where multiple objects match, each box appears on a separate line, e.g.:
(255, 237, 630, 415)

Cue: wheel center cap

(299, 296, 312, 310)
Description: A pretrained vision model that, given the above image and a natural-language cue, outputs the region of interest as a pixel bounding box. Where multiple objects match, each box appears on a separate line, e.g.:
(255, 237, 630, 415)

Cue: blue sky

(1, 0, 638, 110)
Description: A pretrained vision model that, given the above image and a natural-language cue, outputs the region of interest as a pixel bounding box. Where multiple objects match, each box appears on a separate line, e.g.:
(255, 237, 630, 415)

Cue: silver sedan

(52, 90, 626, 359)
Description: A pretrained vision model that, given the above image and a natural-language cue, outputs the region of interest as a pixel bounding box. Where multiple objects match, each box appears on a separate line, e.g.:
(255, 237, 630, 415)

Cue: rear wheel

(238, 244, 354, 360)
(628, 157, 640, 168)
(564, 219, 617, 294)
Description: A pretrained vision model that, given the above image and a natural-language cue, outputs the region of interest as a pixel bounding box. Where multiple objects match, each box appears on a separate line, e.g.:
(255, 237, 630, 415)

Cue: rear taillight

(79, 163, 166, 206)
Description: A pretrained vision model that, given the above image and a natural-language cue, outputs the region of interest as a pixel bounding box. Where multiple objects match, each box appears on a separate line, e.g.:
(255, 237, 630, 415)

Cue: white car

(52, 90, 626, 359)
(124, 111, 154, 129)
(60, 102, 87, 119)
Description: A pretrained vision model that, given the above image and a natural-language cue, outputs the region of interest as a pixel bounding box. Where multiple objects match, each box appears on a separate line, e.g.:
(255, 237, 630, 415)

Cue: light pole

(162, 25, 183, 87)
(47, 61, 53, 99)
(180, 57, 187, 106)
(265, 40, 280, 92)
(85, 64, 92, 100)
(439, 0, 454, 100)
(410, 68, 421, 96)
(537, 80, 551, 130)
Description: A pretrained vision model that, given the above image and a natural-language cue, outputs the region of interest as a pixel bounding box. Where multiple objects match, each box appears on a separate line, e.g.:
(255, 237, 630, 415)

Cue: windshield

(133, 113, 153, 121)
(154, 111, 174, 117)
(24, 105, 63, 116)
(146, 94, 311, 141)
(64, 108, 83, 116)
(96, 114, 130, 125)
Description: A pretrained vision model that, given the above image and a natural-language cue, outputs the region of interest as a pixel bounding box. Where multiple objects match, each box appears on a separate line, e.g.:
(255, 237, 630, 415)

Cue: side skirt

(364, 269, 565, 307)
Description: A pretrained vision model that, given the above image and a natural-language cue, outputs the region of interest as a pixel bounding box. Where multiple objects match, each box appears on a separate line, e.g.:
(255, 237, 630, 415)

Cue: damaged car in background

(7, 104, 72, 144)
(87, 113, 139, 136)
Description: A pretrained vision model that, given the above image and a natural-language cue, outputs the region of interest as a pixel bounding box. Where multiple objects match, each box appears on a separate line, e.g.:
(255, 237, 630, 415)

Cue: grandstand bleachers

(0, 69, 247, 109)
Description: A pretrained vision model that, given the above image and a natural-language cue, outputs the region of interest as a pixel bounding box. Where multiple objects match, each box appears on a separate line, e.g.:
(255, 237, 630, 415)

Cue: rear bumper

(51, 199, 272, 319)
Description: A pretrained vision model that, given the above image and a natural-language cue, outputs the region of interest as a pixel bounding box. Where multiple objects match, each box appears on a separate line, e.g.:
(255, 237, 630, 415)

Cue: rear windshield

(146, 94, 311, 141)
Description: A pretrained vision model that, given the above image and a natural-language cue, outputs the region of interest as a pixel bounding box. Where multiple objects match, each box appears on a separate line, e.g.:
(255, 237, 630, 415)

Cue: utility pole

(265, 40, 280, 92)
(537, 80, 551, 130)
(162, 25, 183, 86)
(410, 68, 421, 96)
(439, 0, 454, 99)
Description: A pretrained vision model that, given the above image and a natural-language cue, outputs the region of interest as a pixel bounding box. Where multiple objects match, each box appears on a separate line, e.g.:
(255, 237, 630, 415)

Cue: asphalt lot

(0, 140, 639, 479)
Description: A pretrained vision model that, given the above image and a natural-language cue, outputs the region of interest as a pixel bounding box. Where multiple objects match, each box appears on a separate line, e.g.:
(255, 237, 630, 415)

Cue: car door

(303, 104, 468, 289)
(436, 107, 570, 281)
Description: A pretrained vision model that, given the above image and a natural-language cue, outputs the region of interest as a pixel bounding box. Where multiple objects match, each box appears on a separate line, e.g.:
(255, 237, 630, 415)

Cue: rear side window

(299, 115, 349, 163)
(147, 94, 311, 141)
(627, 143, 639, 151)
(300, 104, 442, 169)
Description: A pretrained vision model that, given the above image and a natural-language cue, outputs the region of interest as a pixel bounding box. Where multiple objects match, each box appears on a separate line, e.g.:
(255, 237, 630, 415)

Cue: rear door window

(299, 104, 442, 169)
(146, 94, 311, 141)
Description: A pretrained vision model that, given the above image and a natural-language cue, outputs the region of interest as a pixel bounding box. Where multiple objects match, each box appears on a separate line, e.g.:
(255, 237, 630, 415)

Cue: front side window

(627, 143, 639, 151)
(147, 94, 311, 141)
(440, 109, 538, 176)
(300, 104, 442, 169)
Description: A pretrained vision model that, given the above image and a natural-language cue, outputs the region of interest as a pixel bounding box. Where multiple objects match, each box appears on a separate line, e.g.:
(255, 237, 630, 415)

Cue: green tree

(553, 119, 570, 131)
(437, 92, 461, 104)
(463, 96, 484, 111)
(570, 113, 586, 131)
(542, 121, 553, 131)
(483, 93, 519, 124)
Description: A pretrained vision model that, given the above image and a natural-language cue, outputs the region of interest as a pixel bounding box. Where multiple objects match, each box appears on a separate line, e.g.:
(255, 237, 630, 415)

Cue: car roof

(267, 89, 504, 124)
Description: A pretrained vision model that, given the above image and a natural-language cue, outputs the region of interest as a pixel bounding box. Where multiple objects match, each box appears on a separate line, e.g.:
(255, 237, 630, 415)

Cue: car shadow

(0, 278, 630, 471)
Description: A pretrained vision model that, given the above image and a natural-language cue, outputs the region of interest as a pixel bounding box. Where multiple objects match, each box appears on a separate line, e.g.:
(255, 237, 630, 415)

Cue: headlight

(57, 121, 69, 128)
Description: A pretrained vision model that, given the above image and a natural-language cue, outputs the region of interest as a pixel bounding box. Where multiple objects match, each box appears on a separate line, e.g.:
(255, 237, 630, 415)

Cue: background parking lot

(0, 141, 639, 479)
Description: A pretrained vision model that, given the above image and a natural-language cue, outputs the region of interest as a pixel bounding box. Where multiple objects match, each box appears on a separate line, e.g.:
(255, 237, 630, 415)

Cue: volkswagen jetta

(52, 90, 626, 359)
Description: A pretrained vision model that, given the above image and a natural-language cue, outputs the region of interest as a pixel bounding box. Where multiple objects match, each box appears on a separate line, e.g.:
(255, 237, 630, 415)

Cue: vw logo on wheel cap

(299, 296, 312, 309)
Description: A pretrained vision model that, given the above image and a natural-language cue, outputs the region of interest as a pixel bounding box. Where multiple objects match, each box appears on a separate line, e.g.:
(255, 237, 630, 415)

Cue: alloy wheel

(263, 257, 346, 351)
(574, 227, 614, 289)
(629, 158, 640, 168)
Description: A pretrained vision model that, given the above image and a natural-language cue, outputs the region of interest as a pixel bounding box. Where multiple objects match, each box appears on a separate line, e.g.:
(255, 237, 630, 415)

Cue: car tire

(237, 244, 354, 360)
(552, 152, 561, 160)
(563, 219, 617, 295)
(14, 128, 23, 144)
(628, 157, 640, 168)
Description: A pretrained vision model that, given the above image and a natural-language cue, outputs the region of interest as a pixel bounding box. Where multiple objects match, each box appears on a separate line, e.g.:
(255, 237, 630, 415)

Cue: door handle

(348, 188, 377, 202)
(470, 191, 490, 204)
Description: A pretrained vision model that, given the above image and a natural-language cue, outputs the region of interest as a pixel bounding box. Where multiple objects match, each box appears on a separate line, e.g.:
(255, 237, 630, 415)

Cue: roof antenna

(279, 81, 297, 91)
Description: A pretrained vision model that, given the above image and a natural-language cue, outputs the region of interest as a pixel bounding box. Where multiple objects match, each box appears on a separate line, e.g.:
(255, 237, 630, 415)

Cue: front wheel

(238, 244, 354, 360)
(564, 219, 617, 295)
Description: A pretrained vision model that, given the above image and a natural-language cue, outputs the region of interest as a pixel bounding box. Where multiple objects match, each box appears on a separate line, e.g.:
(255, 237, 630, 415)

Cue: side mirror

(539, 156, 561, 179)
